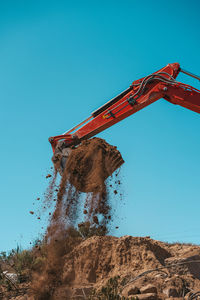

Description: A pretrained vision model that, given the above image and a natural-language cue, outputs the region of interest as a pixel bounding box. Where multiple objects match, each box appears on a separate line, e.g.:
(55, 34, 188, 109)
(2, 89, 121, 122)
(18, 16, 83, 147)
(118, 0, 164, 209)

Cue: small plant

(0, 245, 35, 282)
(0, 241, 47, 296)
(9, 248, 34, 279)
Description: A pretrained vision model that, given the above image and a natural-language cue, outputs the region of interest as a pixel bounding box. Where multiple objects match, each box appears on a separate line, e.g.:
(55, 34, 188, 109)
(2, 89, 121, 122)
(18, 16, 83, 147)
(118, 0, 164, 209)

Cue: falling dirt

(30, 138, 124, 299)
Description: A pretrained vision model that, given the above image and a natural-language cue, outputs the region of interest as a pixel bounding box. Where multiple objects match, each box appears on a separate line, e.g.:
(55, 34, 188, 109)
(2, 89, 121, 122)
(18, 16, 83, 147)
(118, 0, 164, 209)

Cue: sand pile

(5, 237, 200, 300)
(50, 236, 200, 299)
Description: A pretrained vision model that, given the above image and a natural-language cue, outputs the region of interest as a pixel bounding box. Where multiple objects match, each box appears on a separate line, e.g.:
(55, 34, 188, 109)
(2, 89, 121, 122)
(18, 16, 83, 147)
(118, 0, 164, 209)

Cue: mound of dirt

(49, 236, 200, 299)
(15, 236, 200, 300)
(4, 236, 200, 299)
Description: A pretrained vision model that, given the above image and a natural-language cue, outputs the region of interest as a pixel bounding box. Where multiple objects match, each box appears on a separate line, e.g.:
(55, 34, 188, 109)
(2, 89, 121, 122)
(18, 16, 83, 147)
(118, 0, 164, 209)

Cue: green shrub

(0, 245, 34, 279)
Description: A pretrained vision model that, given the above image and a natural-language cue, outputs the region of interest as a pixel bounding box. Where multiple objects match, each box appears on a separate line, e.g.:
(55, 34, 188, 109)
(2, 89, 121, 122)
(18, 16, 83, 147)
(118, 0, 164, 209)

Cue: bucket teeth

(105, 152, 124, 176)
(52, 141, 72, 175)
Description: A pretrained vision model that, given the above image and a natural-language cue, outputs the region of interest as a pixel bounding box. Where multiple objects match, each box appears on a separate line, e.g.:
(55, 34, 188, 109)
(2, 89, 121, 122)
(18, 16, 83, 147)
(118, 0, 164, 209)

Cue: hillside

(1, 235, 200, 299)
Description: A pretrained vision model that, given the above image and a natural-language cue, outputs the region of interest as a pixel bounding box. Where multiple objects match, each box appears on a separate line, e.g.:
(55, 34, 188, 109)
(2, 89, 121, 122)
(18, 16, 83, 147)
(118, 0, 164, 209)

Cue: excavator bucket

(52, 138, 124, 193)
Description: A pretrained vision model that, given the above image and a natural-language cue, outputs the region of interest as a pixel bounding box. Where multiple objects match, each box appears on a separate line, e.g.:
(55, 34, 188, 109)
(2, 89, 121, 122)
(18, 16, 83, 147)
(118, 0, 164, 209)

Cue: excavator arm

(49, 63, 200, 173)
(163, 83, 200, 113)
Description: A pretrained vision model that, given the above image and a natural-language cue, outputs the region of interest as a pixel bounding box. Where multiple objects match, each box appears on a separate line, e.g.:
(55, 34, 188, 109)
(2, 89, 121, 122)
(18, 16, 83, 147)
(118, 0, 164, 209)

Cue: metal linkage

(102, 71, 179, 119)
(180, 68, 200, 81)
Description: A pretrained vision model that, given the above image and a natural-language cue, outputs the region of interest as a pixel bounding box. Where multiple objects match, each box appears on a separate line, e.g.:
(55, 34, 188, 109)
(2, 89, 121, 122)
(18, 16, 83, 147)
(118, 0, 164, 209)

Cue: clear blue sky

(0, 0, 200, 251)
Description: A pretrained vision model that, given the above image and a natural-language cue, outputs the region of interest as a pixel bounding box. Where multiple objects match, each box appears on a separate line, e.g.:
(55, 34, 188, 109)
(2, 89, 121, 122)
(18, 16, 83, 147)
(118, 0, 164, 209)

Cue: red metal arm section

(163, 83, 200, 113)
(49, 63, 200, 152)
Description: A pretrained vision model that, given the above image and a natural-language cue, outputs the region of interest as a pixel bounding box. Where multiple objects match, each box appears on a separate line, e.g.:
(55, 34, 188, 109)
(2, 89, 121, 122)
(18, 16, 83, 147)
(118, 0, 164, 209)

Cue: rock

(140, 284, 157, 294)
(164, 254, 200, 279)
(3, 271, 17, 282)
(130, 293, 158, 299)
(122, 284, 140, 297)
(163, 287, 179, 297)
(165, 298, 183, 300)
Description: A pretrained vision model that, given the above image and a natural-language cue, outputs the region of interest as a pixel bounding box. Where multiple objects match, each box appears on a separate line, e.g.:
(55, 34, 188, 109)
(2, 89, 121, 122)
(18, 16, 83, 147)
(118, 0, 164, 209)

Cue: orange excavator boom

(49, 63, 200, 171)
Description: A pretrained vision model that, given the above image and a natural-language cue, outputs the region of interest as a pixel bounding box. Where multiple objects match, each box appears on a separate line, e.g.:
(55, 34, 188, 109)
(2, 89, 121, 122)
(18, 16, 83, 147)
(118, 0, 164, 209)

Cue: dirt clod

(46, 174, 52, 178)
(93, 216, 99, 224)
